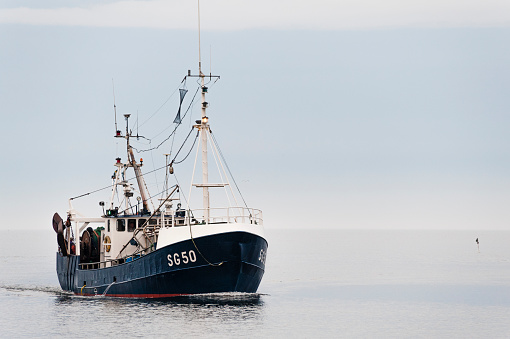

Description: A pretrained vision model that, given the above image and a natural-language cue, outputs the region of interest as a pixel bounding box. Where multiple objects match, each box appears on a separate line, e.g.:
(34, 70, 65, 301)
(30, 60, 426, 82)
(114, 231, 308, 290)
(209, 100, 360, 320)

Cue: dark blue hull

(56, 231, 267, 297)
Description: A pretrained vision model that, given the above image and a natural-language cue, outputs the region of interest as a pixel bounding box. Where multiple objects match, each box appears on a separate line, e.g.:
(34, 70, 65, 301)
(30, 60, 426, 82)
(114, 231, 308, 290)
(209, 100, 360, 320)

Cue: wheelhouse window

(117, 219, 125, 232)
(138, 219, 146, 228)
(127, 219, 136, 232)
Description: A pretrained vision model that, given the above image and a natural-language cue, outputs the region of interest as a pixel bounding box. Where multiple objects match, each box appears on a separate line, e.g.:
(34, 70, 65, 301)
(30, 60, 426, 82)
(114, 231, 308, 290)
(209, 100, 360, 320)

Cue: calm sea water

(1, 229, 510, 338)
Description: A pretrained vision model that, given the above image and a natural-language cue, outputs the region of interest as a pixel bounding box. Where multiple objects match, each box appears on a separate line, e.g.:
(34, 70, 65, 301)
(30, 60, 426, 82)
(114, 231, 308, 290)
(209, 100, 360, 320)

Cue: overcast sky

(1, 1, 510, 230)
(1, 1, 510, 30)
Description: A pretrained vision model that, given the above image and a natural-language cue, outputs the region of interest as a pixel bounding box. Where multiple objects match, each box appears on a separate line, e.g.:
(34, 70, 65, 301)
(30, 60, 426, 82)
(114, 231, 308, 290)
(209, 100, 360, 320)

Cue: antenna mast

(198, 0, 202, 75)
(112, 79, 118, 133)
(184, 1, 219, 221)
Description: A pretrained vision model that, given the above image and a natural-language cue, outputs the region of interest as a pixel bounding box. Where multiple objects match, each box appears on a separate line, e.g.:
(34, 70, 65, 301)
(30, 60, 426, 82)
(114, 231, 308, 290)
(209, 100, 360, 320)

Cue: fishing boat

(53, 29, 267, 298)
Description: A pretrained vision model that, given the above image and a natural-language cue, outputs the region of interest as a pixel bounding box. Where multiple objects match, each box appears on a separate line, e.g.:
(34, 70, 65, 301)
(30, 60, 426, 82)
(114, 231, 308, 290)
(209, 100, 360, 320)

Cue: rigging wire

(69, 127, 199, 201)
(172, 173, 188, 206)
(207, 129, 234, 207)
(186, 129, 202, 212)
(210, 131, 249, 209)
(173, 130, 199, 164)
(133, 86, 200, 153)
(70, 81, 214, 205)
(149, 140, 160, 194)
(69, 165, 167, 200)
(115, 184, 178, 216)
(171, 127, 194, 160)
(137, 81, 182, 129)
(73, 77, 217, 201)
(71, 84, 200, 202)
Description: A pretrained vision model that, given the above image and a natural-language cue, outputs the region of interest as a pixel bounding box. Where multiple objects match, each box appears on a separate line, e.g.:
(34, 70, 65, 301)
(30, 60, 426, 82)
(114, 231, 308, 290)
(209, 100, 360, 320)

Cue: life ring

(104, 235, 111, 252)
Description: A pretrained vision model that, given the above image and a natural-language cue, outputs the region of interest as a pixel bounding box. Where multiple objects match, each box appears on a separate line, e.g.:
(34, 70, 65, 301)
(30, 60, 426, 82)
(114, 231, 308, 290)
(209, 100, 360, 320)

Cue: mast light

(202, 116, 209, 124)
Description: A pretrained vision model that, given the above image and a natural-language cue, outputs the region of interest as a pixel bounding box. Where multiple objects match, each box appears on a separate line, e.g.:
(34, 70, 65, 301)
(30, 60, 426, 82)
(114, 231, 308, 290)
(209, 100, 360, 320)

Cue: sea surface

(1, 229, 510, 338)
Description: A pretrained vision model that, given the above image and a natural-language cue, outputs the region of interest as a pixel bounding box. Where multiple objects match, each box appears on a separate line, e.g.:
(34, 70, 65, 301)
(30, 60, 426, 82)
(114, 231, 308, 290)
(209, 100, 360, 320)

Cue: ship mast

(200, 77, 210, 221)
(113, 114, 150, 215)
(127, 115, 150, 214)
(184, 0, 219, 221)
(198, 0, 210, 221)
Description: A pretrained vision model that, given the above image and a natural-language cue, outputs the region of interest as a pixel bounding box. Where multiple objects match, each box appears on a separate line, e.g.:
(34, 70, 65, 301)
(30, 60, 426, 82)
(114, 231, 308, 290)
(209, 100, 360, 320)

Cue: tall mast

(200, 76, 209, 221)
(198, 0, 210, 221)
(121, 114, 150, 214)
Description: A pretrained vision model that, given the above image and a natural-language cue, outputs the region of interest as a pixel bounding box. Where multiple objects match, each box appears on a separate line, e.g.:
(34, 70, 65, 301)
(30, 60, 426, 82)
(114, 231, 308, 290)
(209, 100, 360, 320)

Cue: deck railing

(168, 206, 263, 227)
(78, 252, 149, 270)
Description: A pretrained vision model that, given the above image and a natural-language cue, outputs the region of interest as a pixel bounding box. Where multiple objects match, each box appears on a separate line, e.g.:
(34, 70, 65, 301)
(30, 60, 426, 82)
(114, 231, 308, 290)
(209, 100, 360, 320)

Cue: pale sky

(1, 0, 510, 30)
(1, 1, 510, 230)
